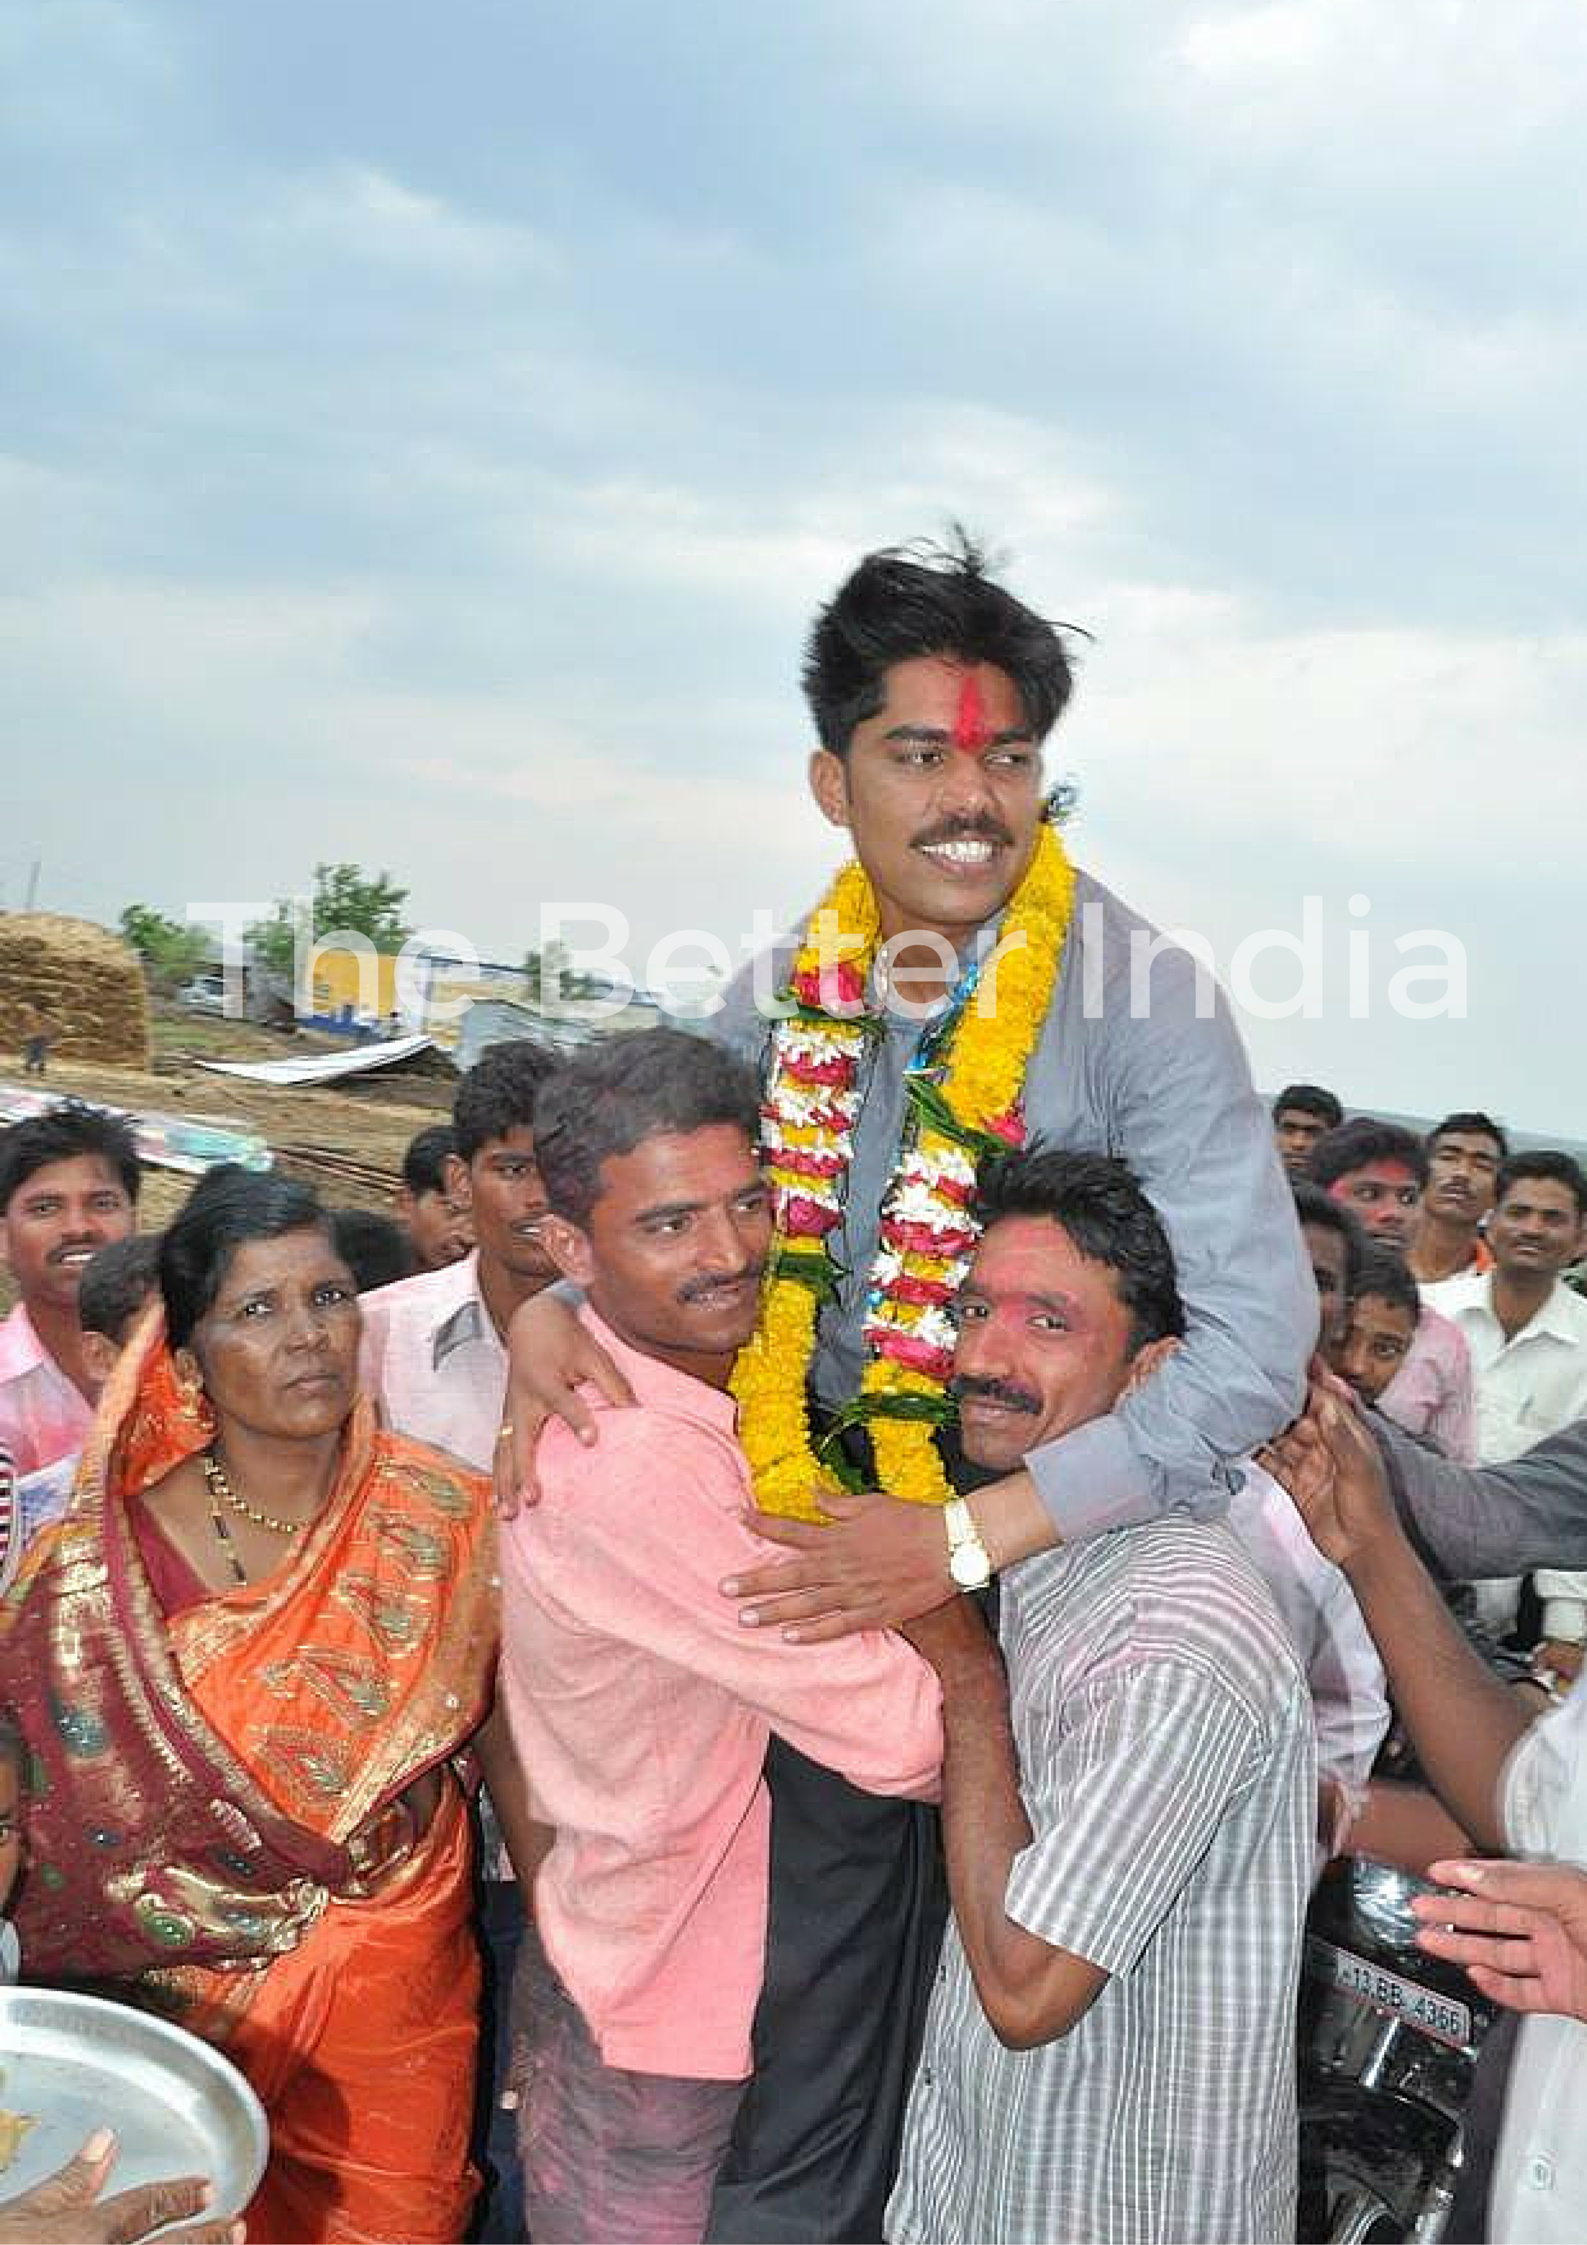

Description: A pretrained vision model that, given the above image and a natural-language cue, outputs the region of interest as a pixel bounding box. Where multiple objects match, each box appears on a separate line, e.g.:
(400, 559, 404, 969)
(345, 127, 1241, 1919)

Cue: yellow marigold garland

(731, 823, 1077, 1520)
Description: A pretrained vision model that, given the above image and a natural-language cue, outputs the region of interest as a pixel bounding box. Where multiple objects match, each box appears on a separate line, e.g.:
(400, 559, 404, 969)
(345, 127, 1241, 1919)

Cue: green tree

(522, 940, 601, 1006)
(249, 864, 414, 985)
(119, 903, 207, 990)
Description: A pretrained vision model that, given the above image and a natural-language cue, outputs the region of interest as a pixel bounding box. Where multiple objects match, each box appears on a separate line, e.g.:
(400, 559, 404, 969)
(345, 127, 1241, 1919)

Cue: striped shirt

(886, 1517, 1314, 2245)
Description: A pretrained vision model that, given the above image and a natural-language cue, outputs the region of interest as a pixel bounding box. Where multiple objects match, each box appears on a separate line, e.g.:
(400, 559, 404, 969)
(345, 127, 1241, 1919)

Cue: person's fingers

(94, 2177, 211, 2245)
(583, 1351, 637, 1414)
(7, 2132, 121, 2219)
(734, 1586, 855, 1629)
(780, 1607, 885, 1645)
(1414, 1922, 1537, 1976)
(1425, 1857, 1587, 1915)
(493, 1404, 535, 1519)
(724, 1513, 830, 1573)
(1461, 1961, 1550, 2012)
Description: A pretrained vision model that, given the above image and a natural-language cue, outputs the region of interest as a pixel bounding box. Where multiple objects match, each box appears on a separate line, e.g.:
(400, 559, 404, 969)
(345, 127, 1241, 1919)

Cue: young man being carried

(501, 536, 1315, 2237)
(500, 534, 1319, 2236)
(0, 1104, 139, 1485)
(889, 1150, 1317, 2243)
(495, 1030, 942, 2243)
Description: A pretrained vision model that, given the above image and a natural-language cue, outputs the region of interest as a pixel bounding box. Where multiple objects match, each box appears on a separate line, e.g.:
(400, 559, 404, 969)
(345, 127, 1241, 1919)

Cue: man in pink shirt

(0, 1103, 139, 1495)
(496, 1030, 942, 2244)
(1310, 1119, 1476, 1462)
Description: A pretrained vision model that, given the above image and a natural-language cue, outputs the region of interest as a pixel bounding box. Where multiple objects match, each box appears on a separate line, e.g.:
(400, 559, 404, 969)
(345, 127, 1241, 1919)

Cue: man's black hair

(1494, 1149, 1587, 1222)
(1272, 1083, 1343, 1131)
(402, 1123, 459, 1197)
(535, 1029, 760, 1230)
(972, 1147, 1185, 1355)
(1351, 1243, 1421, 1320)
(330, 1208, 417, 1292)
(1292, 1179, 1367, 1296)
(1427, 1110, 1510, 1161)
(452, 1041, 560, 1167)
(0, 1100, 140, 1215)
(161, 1165, 332, 1350)
(801, 530, 1079, 757)
(1308, 1117, 1429, 1193)
(78, 1233, 162, 1341)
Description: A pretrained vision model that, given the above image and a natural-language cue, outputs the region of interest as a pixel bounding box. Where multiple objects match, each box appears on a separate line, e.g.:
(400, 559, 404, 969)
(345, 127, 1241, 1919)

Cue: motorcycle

(1299, 1857, 1496, 2243)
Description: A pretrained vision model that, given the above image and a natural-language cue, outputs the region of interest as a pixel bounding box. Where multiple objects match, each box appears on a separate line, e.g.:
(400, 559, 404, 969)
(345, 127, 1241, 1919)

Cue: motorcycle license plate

(1305, 1934, 1472, 2049)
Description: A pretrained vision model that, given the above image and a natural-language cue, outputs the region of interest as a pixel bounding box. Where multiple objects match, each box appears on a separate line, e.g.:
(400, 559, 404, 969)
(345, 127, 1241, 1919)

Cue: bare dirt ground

(0, 1011, 456, 1311)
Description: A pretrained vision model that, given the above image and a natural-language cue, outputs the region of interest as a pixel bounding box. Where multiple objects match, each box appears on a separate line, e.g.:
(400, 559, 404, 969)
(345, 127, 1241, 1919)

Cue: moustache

(911, 817, 1016, 852)
(949, 1374, 1042, 1416)
(678, 1265, 765, 1304)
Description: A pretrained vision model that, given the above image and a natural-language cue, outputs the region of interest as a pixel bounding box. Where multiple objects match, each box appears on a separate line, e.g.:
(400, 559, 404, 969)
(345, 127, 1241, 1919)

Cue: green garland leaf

(903, 1072, 1018, 1168)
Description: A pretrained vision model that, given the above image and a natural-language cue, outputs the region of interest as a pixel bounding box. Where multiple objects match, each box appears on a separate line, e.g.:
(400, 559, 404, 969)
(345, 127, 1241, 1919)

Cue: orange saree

(1, 1314, 498, 2244)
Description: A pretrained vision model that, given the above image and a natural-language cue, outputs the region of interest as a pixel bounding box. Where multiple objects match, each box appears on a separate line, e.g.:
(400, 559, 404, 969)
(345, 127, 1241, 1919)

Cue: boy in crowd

(1410, 1111, 1507, 1284)
(4, 1233, 161, 1587)
(1312, 1118, 1475, 1461)
(1341, 1243, 1476, 1462)
(0, 1104, 139, 1482)
(395, 1122, 473, 1272)
(362, 1042, 559, 1463)
(1273, 1082, 1344, 1178)
(1293, 1179, 1364, 1359)
(496, 1030, 941, 2243)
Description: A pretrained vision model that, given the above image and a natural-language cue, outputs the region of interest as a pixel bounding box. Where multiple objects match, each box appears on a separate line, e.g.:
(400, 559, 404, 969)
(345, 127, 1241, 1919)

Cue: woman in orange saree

(0, 1167, 498, 2245)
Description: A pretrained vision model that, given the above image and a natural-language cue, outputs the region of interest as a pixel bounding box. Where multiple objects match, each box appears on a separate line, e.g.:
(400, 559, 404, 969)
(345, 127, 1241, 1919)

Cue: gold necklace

(202, 1449, 304, 1538)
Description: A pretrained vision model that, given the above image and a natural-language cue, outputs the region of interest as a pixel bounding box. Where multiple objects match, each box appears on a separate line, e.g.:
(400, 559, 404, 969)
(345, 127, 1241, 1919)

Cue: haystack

(0, 914, 151, 1068)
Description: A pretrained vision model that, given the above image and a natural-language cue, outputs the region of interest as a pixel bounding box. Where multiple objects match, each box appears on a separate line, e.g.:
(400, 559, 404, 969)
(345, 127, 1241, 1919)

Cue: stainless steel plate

(0, 1986, 267, 2217)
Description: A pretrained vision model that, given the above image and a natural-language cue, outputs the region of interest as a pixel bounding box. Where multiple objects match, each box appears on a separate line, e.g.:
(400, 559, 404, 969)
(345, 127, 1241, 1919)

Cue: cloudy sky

(4, 0, 1582, 1128)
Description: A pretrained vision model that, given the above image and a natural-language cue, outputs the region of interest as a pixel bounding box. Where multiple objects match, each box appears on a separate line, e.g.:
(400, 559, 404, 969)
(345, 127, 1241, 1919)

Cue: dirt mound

(0, 914, 151, 1067)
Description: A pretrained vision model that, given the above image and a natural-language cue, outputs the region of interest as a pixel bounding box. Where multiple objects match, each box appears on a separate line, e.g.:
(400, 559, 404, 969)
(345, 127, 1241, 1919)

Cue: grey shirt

(1377, 1409, 1587, 1580)
(886, 1518, 1314, 2245)
(713, 864, 1316, 1539)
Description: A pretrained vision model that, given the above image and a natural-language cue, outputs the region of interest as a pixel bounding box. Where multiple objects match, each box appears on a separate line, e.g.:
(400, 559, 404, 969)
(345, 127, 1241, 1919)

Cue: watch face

(949, 1541, 990, 1590)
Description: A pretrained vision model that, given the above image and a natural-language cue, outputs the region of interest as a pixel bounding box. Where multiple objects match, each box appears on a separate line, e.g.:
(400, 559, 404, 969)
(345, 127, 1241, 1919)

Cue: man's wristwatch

(944, 1498, 993, 1591)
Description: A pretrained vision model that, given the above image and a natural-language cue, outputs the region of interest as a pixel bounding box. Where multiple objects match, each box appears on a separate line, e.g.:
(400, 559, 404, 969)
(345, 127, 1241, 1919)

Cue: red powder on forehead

(952, 670, 993, 754)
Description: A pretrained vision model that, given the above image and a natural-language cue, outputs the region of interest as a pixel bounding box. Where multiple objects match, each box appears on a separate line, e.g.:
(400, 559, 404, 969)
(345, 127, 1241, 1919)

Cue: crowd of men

(1, 537, 1585, 2245)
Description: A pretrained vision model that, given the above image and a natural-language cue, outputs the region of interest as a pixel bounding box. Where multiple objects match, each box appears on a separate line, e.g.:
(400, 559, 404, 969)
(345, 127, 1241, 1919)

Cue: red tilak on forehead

(951, 670, 993, 754)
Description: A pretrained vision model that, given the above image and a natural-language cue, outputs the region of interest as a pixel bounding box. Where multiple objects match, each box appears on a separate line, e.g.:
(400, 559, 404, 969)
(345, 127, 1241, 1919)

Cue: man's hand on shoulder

(496, 1291, 635, 1518)
(722, 1490, 956, 1642)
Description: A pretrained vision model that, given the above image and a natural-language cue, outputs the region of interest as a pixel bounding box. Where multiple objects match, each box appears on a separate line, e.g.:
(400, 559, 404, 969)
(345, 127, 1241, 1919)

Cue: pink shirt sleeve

(531, 1414, 943, 1800)
(1425, 1312, 1477, 1466)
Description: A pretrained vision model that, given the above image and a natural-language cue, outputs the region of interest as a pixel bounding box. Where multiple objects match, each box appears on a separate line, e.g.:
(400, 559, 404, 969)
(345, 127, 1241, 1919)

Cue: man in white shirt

(1425, 1150, 1587, 1675)
(361, 1038, 560, 1464)
(1267, 1383, 1586, 2245)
